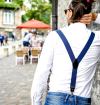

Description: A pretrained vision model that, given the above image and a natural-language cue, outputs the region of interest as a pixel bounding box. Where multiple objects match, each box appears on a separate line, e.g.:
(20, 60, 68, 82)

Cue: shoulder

(47, 27, 68, 40)
(93, 30, 100, 39)
(87, 29, 100, 41)
(28, 33, 32, 36)
(46, 30, 59, 41)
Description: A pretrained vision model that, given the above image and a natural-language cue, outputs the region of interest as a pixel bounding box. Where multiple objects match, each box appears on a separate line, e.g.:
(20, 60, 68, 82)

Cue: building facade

(57, 0, 100, 105)
(0, 0, 22, 40)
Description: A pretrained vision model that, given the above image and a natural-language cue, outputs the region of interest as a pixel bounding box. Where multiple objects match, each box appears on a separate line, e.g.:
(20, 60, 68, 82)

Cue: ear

(69, 10, 73, 18)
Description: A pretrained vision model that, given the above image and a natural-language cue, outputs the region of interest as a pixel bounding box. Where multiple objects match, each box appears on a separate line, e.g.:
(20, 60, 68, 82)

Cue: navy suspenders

(56, 30, 95, 96)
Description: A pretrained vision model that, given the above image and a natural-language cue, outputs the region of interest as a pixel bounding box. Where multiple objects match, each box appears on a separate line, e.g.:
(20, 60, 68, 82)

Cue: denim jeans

(0, 39, 4, 46)
(44, 92, 91, 105)
(42, 35, 44, 39)
(23, 41, 29, 46)
(12, 37, 15, 42)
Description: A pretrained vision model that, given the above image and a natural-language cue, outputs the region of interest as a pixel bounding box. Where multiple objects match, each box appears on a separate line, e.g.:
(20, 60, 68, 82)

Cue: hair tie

(87, 0, 91, 3)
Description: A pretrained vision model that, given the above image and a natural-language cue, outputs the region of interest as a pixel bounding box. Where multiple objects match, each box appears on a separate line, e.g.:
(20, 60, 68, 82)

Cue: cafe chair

(23, 47, 29, 61)
(15, 50, 25, 65)
(30, 49, 39, 64)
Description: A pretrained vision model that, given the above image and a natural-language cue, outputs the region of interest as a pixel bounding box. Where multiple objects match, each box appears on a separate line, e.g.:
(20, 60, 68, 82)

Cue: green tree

(23, 0, 52, 25)
(0, 0, 4, 2)
(49, 0, 52, 3)
(22, 15, 27, 23)
(0, 0, 24, 10)
(14, 0, 24, 6)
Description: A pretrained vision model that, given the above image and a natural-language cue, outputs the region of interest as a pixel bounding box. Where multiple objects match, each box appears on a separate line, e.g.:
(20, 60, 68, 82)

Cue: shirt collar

(69, 22, 87, 30)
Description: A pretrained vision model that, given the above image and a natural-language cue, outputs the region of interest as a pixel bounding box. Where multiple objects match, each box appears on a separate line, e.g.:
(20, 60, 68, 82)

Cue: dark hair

(68, 0, 96, 23)
(32, 31, 36, 34)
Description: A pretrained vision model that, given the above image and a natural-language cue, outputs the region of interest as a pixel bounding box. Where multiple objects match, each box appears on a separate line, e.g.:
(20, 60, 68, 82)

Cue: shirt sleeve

(95, 14, 100, 24)
(30, 39, 32, 46)
(30, 35, 33, 45)
(31, 32, 54, 105)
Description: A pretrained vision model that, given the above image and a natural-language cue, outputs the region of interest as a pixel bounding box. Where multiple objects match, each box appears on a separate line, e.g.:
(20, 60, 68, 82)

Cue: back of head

(69, 0, 96, 23)
(1, 32, 3, 35)
(32, 31, 36, 35)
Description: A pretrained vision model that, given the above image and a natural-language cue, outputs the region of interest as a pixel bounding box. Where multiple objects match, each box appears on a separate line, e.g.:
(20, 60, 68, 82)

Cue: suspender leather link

(73, 59, 79, 69)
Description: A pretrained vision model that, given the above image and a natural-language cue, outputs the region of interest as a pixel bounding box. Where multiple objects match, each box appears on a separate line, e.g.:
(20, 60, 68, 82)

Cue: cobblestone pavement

(0, 54, 46, 105)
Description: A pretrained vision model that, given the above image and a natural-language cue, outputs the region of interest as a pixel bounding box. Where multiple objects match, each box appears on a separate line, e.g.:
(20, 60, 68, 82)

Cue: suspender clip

(70, 87, 75, 96)
(71, 92, 73, 96)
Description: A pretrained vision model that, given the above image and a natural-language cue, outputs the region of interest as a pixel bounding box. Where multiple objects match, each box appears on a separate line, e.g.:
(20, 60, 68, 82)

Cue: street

(0, 54, 46, 105)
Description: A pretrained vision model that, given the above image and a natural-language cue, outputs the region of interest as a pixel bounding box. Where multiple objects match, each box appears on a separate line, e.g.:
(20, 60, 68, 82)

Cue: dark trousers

(23, 41, 29, 46)
(5, 40, 8, 44)
(0, 40, 4, 46)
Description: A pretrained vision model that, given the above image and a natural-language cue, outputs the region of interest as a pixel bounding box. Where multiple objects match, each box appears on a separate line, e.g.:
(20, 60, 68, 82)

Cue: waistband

(47, 92, 91, 104)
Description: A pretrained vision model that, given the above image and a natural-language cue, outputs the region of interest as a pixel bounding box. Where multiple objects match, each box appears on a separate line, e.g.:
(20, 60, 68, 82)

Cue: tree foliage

(0, 0, 24, 10)
(0, 0, 4, 2)
(23, 0, 52, 25)
(49, 0, 52, 3)
(14, 0, 24, 6)
(0, 2, 19, 10)
(22, 14, 28, 23)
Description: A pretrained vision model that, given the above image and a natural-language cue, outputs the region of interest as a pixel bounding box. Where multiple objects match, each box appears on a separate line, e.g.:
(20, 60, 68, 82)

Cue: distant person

(32, 29, 37, 36)
(40, 39, 45, 47)
(47, 30, 50, 35)
(12, 32, 15, 42)
(5, 32, 8, 45)
(1, 32, 5, 46)
(41, 31, 44, 39)
(0, 34, 2, 46)
(31, 35, 39, 47)
(24, 32, 28, 37)
(34, 31, 37, 36)
(23, 31, 35, 47)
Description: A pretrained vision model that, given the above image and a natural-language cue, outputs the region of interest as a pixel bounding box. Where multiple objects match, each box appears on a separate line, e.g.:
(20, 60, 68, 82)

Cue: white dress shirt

(31, 37, 39, 47)
(12, 32, 15, 36)
(31, 14, 100, 105)
(23, 33, 33, 45)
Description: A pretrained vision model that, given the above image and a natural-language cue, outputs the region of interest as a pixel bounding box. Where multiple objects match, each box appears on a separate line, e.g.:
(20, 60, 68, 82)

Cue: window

(5, 31, 12, 38)
(5, 0, 13, 3)
(3, 11, 14, 24)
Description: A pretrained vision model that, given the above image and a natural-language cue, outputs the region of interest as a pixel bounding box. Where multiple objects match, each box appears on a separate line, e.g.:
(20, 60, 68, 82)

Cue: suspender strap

(56, 30, 75, 63)
(71, 32, 95, 95)
(77, 32, 95, 63)
(56, 30, 95, 96)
